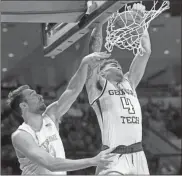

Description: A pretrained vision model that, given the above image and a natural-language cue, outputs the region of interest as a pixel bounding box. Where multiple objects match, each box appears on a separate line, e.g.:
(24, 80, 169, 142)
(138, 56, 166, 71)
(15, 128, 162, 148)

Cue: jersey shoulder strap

(90, 78, 107, 105)
(86, 72, 108, 105)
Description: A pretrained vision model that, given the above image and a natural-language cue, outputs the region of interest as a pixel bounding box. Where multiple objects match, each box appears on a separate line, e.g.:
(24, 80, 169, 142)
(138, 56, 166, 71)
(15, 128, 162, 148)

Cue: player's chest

(103, 82, 140, 110)
(35, 123, 59, 148)
(105, 82, 137, 102)
(35, 126, 61, 157)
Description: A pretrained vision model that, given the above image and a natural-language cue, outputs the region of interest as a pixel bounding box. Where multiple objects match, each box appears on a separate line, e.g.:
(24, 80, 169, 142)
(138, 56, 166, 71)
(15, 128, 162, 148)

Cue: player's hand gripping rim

(128, 3, 146, 19)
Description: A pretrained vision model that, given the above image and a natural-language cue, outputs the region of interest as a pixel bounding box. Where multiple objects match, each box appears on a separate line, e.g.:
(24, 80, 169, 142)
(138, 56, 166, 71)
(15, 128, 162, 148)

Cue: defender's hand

(92, 147, 116, 167)
(83, 52, 111, 67)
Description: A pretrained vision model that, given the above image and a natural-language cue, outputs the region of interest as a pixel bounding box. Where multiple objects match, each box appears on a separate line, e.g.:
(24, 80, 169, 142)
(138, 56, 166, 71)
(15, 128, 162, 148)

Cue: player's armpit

(124, 72, 134, 89)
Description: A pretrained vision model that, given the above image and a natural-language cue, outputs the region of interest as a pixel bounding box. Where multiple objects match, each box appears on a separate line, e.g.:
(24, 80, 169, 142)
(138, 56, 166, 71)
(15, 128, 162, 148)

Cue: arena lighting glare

(2, 28, 8, 32)
(2, 68, 8, 72)
(152, 27, 158, 32)
(176, 39, 180, 44)
(51, 56, 55, 59)
(23, 41, 28, 46)
(164, 50, 170, 55)
(8, 53, 14, 58)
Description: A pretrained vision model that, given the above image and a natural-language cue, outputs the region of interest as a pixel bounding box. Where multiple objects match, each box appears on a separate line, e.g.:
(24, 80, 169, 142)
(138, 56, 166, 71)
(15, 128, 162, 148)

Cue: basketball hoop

(105, 1, 170, 56)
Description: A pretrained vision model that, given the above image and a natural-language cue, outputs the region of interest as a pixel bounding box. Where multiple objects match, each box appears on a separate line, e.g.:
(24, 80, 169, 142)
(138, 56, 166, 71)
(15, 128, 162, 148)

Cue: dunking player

(84, 2, 151, 175)
(10, 52, 115, 175)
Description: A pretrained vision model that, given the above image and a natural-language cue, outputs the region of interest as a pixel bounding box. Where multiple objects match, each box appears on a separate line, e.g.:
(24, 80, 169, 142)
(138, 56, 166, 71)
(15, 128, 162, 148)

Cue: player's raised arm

(44, 52, 110, 122)
(126, 29, 151, 89)
(82, 1, 107, 86)
(88, 19, 109, 76)
(12, 130, 115, 172)
(124, 3, 151, 89)
(89, 24, 103, 54)
(85, 23, 104, 84)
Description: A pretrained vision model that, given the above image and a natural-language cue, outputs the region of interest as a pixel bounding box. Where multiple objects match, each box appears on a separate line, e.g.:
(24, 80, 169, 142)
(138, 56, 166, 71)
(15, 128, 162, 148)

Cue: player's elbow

(34, 154, 55, 171)
(45, 164, 54, 171)
(43, 159, 57, 172)
(45, 159, 64, 172)
(47, 165, 56, 172)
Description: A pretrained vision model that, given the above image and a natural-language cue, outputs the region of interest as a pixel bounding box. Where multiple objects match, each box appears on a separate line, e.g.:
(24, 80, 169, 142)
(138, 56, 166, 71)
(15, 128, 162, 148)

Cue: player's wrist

(82, 56, 89, 66)
(89, 156, 98, 166)
(82, 55, 93, 66)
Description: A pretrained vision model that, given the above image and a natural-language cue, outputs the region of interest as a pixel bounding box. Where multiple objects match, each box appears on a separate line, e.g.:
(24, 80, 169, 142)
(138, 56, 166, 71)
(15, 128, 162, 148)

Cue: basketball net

(105, 1, 170, 56)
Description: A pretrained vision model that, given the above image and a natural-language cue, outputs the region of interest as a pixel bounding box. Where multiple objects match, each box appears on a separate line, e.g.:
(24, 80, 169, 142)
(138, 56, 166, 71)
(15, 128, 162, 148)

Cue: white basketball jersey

(89, 77, 142, 147)
(16, 114, 66, 175)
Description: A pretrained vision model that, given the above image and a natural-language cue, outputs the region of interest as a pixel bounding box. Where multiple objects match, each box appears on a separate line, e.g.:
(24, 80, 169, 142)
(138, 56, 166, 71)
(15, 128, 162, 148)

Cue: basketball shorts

(95, 142, 150, 175)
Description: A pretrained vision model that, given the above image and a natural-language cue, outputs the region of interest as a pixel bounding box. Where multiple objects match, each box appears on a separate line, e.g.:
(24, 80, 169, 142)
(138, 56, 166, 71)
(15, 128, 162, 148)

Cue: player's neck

(23, 112, 43, 132)
(108, 78, 123, 90)
(109, 80, 117, 86)
(108, 78, 122, 85)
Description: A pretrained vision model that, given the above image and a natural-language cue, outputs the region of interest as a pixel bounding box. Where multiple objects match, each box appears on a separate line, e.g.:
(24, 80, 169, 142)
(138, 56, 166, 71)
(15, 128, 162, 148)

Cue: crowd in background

(1, 83, 181, 175)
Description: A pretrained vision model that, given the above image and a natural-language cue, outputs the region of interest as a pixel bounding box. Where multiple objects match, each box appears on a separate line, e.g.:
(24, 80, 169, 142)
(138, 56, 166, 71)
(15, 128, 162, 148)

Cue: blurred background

(1, 0, 182, 175)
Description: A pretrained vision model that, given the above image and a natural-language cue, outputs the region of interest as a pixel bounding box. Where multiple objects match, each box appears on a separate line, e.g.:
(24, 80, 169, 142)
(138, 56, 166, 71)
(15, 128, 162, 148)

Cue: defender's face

(102, 62, 123, 82)
(22, 89, 46, 114)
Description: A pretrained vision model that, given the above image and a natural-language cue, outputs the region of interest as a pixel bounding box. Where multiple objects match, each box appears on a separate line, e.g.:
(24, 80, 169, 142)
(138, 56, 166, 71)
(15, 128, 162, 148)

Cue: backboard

(41, 1, 131, 57)
(0, 1, 137, 57)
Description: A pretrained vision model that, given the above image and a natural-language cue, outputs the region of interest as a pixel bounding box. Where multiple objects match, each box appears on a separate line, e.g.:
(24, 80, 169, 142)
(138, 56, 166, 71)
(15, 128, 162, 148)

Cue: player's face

(103, 62, 123, 82)
(22, 89, 46, 114)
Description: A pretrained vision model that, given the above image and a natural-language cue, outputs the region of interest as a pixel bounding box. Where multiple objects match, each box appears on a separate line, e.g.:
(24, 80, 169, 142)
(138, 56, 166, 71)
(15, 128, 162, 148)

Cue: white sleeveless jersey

(16, 114, 66, 175)
(89, 77, 142, 147)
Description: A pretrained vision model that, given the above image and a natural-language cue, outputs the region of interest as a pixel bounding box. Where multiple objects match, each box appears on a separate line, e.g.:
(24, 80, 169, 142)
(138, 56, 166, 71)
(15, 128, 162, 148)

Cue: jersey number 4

(120, 97, 135, 114)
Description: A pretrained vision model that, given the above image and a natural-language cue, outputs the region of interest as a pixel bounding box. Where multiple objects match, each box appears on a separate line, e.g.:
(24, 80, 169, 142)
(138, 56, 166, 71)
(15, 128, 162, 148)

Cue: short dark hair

(7, 85, 30, 116)
(99, 59, 120, 71)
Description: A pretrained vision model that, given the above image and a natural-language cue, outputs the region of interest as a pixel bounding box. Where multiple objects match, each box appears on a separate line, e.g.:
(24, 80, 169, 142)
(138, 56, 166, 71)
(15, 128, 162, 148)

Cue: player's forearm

(66, 60, 88, 94)
(53, 60, 89, 117)
(142, 31, 151, 54)
(48, 157, 96, 172)
(57, 60, 88, 107)
(89, 24, 103, 53)
(45, 59, 89, 118)
(127, 32, 151, 89)
(128, 49, 151, 89)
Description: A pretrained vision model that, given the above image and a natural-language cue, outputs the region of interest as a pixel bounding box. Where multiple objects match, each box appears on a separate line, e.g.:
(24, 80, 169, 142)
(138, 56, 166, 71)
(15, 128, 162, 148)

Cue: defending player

(85, 3, 151, 175)
(10, 52, 115, 175)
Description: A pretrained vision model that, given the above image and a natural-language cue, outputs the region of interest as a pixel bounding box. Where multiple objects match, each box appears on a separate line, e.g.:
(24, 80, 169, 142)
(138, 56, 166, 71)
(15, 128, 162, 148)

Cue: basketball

(113, 11, 145, 44)
(114, 11, 142, 28)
